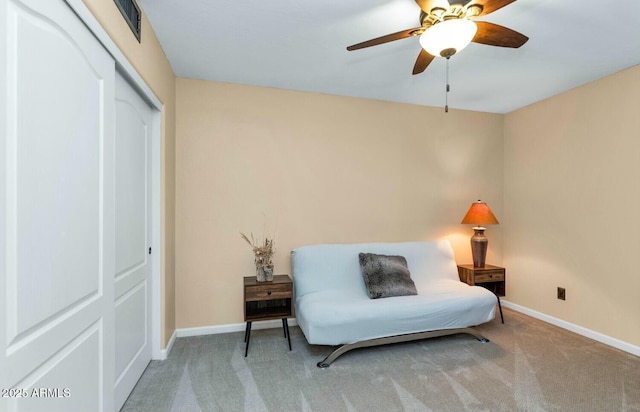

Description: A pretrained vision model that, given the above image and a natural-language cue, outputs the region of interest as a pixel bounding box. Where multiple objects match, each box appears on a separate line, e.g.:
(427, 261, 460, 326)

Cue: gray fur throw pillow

(359, 253, 417, 299)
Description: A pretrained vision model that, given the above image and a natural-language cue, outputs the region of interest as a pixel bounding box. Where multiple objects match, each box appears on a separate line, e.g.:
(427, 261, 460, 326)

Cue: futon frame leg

(317, 327, 489, 368)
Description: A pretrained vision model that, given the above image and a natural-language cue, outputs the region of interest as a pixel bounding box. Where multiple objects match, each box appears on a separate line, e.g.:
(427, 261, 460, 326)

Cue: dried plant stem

(240, 232, 275, 268)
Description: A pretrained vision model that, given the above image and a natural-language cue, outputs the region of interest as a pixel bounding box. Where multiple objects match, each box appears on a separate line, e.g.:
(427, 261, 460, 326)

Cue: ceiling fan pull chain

(445, 57, 450, 113)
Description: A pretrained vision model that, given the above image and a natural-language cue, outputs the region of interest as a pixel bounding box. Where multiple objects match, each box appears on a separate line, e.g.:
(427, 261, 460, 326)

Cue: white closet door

(0, 0, 115, 411)
(113, 71, 152, 411)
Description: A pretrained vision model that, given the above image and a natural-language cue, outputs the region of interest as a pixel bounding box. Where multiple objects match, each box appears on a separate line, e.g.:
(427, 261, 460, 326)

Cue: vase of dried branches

(241, 232, 275, 282)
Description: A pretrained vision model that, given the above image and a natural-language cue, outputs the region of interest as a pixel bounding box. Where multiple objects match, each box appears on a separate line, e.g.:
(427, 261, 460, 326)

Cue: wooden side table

(457, 264, 505, 324)
(243, 274, 293, 357)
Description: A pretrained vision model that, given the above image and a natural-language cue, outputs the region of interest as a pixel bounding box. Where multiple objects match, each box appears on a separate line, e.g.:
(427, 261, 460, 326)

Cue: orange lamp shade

(460, 200, 499, 226)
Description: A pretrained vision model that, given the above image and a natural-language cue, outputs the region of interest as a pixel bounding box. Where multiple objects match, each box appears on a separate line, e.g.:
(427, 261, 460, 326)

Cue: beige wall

(504, 65, 640, 346)
(82, 0, 176, 347)
(175, 79, 504, 328)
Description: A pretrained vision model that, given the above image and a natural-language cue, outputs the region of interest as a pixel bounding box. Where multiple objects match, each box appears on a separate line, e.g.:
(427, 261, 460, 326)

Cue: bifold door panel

(1, 0, 152, 410)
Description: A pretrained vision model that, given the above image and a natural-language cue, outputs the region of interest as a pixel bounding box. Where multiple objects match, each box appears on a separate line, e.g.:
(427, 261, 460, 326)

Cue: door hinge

(148, 247, 152, 255)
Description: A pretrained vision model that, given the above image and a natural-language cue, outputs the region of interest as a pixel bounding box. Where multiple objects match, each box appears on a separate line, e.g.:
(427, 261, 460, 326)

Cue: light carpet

(122, 308, 640, 411)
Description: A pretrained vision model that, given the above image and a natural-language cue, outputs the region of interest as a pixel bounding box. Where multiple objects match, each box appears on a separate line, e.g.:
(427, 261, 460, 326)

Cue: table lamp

(460, 200, 499, 268)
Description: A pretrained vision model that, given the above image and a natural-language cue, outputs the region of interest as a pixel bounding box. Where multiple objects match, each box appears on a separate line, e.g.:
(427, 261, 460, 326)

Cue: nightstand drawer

(475, 271, 504, 283)
(245, 283, 292, 301)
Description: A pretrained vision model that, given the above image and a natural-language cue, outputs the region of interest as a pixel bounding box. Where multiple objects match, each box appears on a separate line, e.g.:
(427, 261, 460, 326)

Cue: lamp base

(470, 227, 488, 268)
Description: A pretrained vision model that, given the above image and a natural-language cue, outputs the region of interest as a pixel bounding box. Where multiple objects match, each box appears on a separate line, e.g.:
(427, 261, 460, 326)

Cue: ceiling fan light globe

(419, 19, 477, 58)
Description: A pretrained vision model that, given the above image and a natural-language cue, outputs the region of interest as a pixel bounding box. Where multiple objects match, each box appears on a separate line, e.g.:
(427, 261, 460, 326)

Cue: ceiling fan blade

(347, 28, 423, 51)
(412, 49, 435, 75)
(414, 0, 450, 14)
(466, 0, 516, 17)
(472, 21, 528, 48)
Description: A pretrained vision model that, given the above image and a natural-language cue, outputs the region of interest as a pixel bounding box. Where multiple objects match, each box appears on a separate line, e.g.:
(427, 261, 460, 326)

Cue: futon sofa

(291, 240, 497, 367)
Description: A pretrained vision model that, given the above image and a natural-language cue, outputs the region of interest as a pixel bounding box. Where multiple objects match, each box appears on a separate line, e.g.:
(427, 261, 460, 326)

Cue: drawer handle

(267, 290, 272, 296)
(489, 275, 493, 278)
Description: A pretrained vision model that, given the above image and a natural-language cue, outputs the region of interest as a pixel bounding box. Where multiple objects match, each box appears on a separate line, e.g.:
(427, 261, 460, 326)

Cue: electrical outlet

(557, 287, 566, 300)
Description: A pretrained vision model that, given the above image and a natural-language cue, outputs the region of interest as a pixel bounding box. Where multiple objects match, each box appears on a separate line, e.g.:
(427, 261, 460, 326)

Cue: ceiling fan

(347, 0, 529, 75)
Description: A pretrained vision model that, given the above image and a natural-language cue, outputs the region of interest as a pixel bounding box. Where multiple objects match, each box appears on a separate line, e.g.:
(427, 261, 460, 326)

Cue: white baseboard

(502, 300, 640, 357)
(157, 319, 297, 360)
(166, 305, 640, 360)
(156, 329, 177, 360)
(177, 318, 298, 338)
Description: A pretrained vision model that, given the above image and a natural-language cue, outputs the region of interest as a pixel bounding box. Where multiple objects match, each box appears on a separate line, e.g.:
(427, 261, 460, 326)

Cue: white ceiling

(139, 0, 640, 114)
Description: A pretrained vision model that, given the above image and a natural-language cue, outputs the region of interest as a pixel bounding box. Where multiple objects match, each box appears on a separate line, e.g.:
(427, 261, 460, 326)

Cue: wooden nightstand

(243, 274, 293, 357)
(457, 264, 505, 323)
